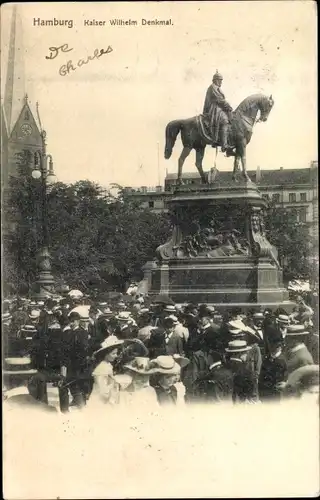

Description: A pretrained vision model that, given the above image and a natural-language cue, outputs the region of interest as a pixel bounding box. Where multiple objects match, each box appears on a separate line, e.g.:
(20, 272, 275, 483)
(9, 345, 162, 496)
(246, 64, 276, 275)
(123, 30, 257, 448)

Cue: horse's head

(259, 95, 274, 122)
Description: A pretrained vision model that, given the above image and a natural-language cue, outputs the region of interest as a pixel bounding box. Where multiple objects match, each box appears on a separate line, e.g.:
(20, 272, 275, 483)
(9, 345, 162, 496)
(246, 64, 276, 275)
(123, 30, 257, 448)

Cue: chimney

(280, 167, 284, 170)
(156, 185, 162, 193)
(256, 165, 261, 183)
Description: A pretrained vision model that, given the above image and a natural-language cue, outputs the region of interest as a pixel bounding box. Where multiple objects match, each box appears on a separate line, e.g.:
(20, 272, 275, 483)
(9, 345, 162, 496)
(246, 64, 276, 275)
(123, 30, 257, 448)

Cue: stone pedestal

(146, 181, 292, 310)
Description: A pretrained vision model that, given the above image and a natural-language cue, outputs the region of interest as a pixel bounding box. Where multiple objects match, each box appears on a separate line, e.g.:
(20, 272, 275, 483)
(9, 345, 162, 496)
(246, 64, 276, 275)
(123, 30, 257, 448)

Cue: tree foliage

(2, 177, 171, 295)
(264, 202, 314, 281)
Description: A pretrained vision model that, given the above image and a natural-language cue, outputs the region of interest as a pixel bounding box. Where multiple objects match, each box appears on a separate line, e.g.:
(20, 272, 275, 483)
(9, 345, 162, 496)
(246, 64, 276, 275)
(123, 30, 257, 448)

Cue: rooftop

(165, 167, 317, 186)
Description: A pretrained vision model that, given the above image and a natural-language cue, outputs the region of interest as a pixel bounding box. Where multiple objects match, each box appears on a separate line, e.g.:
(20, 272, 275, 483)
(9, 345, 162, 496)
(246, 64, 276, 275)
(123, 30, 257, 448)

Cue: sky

(1, 1, 317, 188)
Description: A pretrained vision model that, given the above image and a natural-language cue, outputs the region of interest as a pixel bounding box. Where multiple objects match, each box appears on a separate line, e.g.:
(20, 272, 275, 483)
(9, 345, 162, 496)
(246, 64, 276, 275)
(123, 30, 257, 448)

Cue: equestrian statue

(164, 70, 274, 184)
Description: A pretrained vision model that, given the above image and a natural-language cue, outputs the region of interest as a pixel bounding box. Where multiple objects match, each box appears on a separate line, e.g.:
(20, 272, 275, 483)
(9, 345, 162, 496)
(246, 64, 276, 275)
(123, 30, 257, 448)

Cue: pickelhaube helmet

(213, 69, 223, 81)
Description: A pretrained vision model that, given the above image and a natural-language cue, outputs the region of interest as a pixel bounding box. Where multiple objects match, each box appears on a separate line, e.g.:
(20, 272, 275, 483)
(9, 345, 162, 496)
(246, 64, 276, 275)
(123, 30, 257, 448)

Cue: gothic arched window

(24, 110, 30, 120)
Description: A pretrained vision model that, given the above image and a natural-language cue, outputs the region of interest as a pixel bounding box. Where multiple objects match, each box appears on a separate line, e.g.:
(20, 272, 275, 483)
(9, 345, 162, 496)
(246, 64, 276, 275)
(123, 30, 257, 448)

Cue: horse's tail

(164, 120, 183, 159)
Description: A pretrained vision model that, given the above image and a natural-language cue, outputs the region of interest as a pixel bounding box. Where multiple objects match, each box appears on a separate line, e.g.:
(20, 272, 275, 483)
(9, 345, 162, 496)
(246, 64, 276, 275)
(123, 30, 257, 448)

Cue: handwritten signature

(45, 43, 113, 76)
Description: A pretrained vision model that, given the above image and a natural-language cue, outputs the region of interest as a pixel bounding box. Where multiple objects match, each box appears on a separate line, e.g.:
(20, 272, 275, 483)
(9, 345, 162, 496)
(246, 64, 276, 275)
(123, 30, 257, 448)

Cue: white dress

(87, 361, 119, 409)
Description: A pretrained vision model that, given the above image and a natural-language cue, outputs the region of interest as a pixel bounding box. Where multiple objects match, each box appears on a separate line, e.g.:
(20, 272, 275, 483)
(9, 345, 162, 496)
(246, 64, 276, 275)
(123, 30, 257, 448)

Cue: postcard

(2, 2, 318, 499)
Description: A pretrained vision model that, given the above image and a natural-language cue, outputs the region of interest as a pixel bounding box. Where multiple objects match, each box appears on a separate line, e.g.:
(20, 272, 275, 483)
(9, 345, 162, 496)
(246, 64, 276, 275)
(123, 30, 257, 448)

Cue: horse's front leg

(232, 156, 240, 182)
(239, 143, 251, 182)
(177, 146, 192, 185)
(195, 147, 207, 183)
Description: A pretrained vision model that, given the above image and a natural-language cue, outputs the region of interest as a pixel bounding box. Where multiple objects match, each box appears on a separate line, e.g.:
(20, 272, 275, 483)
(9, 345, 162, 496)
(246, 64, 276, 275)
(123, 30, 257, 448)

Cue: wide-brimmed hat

(124, 357, 156, 375)
(225, 340, 251, 353)
(94, 336, 124, 356)
(276, 314, 290, 325)
(172, 354, 190, 369)
(286, 324, 308, 336)
(68, 305, 90, 319)
(150, 356, 181, 375)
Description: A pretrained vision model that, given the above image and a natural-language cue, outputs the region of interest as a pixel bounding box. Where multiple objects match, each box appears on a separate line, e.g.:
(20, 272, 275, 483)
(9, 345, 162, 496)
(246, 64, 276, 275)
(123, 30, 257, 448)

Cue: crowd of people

(2, 287, 319, 412)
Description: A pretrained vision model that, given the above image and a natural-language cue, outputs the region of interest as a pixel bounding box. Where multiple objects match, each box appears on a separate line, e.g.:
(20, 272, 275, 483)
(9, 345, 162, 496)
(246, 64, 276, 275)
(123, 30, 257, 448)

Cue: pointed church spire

(4, 5, 25, 134)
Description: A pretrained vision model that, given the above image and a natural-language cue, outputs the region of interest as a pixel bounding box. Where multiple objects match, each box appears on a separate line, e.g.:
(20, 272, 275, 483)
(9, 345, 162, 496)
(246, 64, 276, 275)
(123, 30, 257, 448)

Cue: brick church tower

(1, 5, 45, 189)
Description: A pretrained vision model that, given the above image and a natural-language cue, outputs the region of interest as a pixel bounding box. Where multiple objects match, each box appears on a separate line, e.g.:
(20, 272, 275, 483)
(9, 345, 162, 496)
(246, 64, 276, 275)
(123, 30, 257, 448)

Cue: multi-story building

(124, 164, 318, 232)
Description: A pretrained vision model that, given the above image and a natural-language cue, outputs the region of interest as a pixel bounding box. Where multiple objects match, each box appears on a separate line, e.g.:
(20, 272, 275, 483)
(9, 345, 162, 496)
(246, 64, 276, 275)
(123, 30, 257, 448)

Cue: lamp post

(31, 150, 56, 299)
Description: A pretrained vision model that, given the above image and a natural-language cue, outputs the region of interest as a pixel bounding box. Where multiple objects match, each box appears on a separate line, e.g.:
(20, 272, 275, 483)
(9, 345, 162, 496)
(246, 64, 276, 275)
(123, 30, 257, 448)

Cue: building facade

(124, 164, 318, 230)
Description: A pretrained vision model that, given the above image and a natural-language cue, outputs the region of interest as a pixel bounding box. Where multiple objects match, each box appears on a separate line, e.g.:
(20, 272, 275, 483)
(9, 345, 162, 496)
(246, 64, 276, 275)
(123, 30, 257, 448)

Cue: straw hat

(94, 336, 124, 356)
(68, 305, 90, 319)
(163, 304, 176, 313)
(68, 289, 83, 299)
(286, 324, 308, 336)
(124, 357, 156, 375)
(225, 340, 251, 353)
(276, 314, 290, 325)
(115, 311, 132, 321)
(2, 312, 12, 322)
(150, 356, 181, 375)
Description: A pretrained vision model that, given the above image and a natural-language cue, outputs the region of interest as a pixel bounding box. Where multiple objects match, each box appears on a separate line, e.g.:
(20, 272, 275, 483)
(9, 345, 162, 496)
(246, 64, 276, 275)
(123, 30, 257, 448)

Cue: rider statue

(203, 70, 233, 152)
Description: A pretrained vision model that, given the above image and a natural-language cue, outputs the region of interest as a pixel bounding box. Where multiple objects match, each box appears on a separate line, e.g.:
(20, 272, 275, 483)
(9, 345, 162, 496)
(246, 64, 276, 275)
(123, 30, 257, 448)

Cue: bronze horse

(164, 93, 274, 184)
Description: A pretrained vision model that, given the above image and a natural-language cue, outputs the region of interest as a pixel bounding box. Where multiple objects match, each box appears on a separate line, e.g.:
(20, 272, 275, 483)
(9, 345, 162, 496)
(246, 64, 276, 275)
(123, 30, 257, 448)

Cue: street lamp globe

(46, 172, 57, 185)
(31, 168, 41, 179)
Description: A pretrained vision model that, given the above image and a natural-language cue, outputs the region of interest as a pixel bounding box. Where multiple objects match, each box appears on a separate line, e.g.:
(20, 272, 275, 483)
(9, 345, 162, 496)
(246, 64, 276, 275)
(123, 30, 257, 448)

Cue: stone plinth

(146, 181, 291, 310)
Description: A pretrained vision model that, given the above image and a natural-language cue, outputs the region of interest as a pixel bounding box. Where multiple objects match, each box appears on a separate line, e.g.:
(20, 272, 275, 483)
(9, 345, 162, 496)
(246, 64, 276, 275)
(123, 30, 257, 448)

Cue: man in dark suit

(147, 316, 184, 359)
(284, 324, 314, 374)
(259, 329, 288, 401)
(60, 312, 90, 409)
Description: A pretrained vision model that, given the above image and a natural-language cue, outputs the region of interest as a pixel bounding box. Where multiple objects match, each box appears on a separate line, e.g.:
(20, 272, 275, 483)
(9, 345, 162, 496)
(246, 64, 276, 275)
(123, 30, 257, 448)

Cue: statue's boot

(220, 124, 231, 153)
